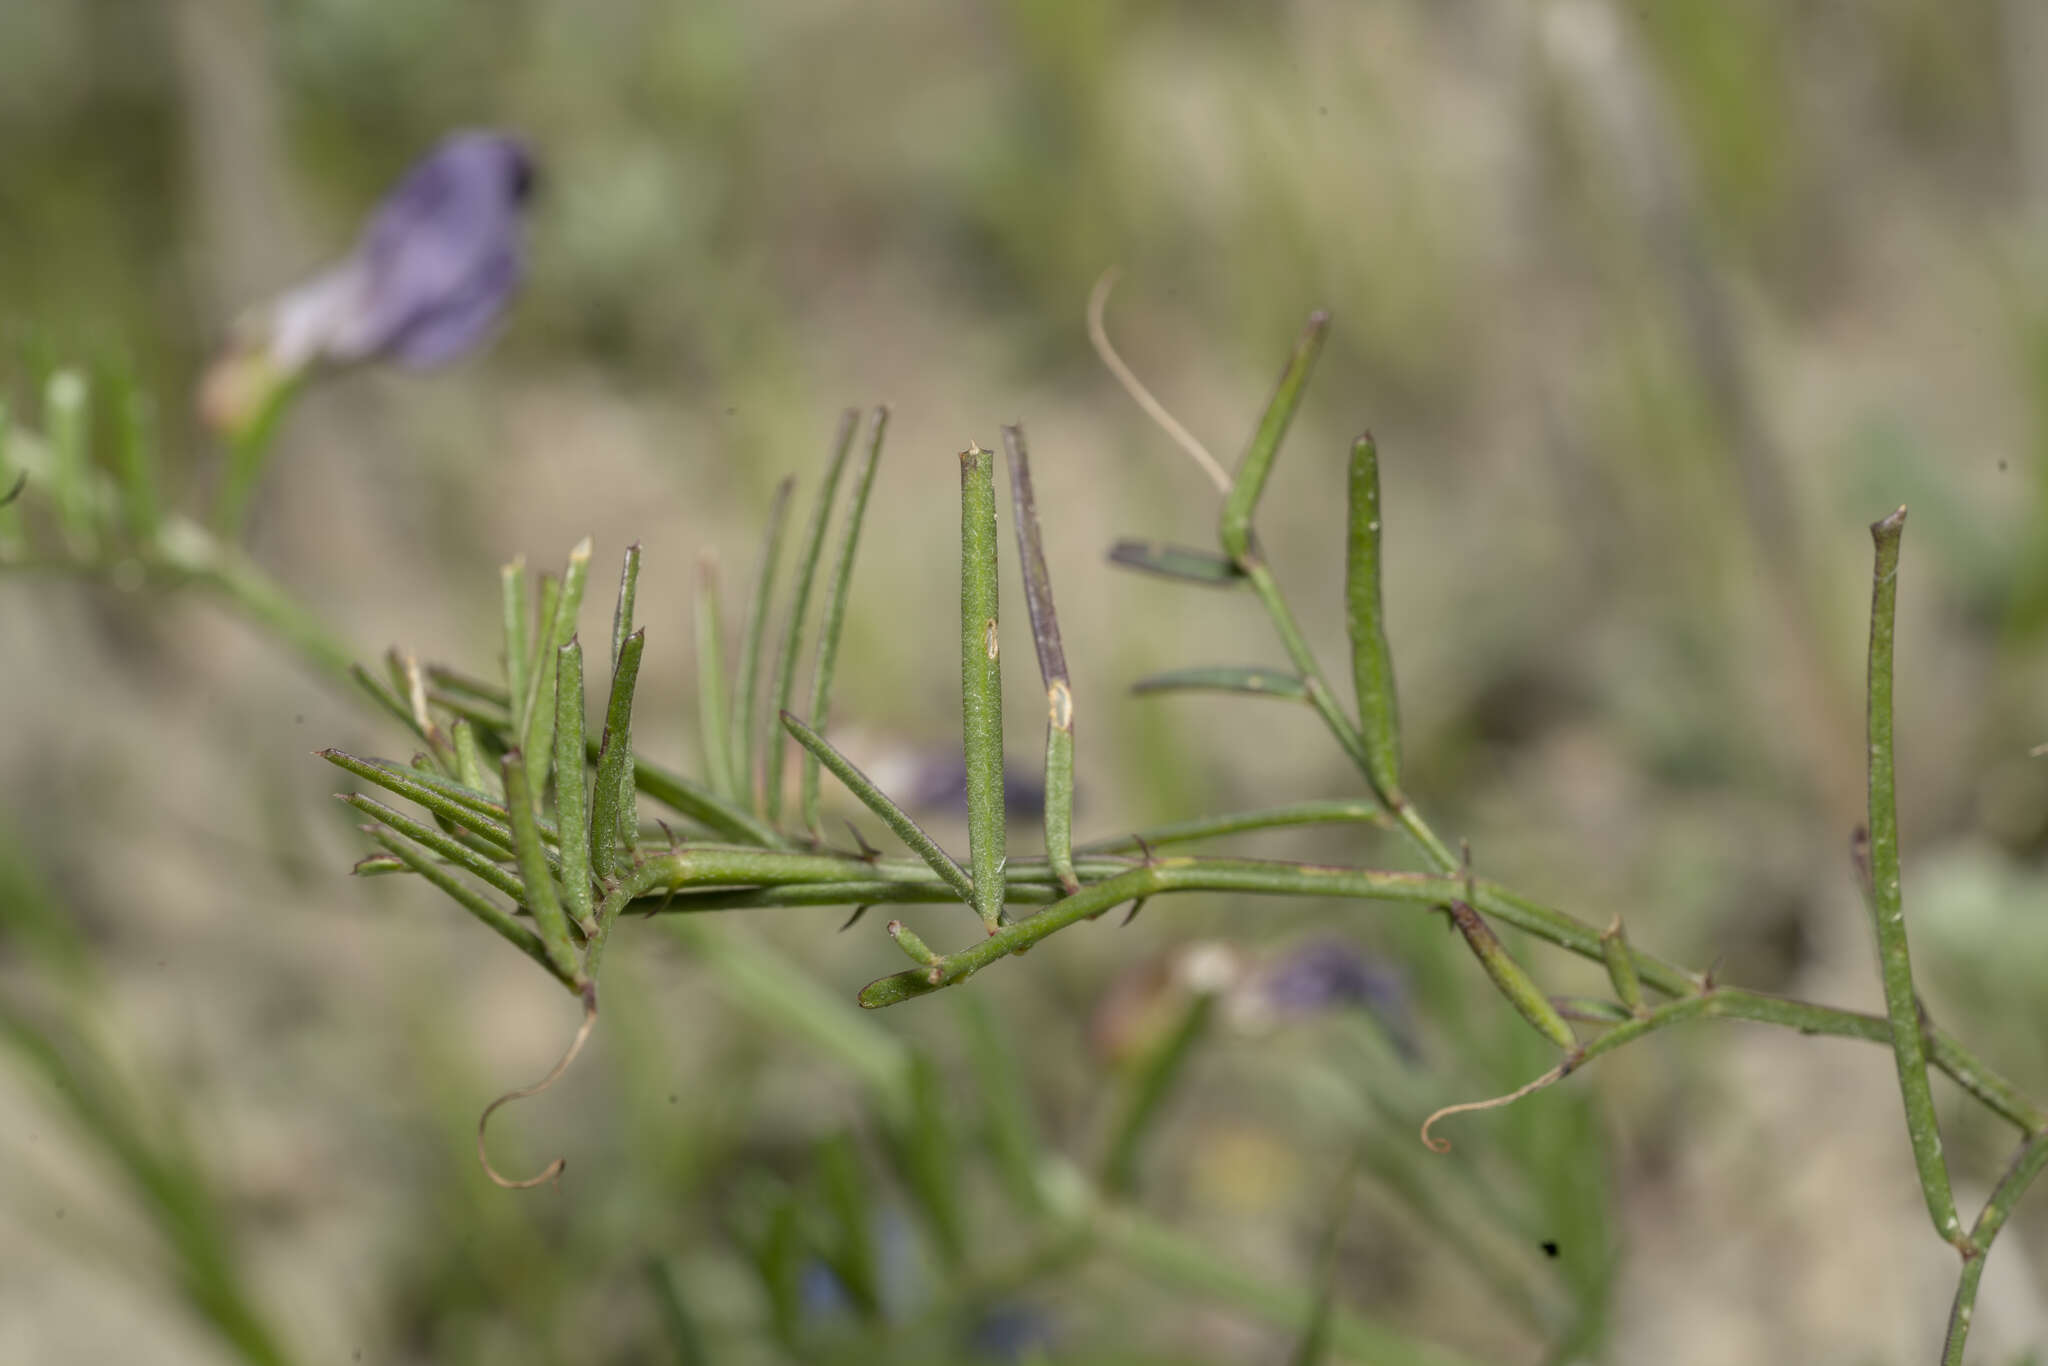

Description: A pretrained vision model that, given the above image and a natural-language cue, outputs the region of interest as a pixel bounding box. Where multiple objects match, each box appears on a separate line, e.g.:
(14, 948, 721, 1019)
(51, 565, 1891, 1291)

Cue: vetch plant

(318, 308, 2047, 1361)
(6, 304, 2044, 1361)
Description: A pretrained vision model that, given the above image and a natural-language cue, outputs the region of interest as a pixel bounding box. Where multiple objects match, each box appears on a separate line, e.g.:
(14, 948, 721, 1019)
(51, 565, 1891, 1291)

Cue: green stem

(1943, 1131, 2048, 1365)
(1864, 508, 1962, 1245)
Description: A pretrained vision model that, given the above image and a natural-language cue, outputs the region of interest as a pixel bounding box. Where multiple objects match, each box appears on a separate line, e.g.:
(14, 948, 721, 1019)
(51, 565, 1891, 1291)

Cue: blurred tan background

(5, 1, 2048, 1362)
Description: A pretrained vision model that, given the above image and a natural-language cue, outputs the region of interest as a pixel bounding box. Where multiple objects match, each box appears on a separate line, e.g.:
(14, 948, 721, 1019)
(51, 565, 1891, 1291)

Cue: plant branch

(1864, 508, 1963, 1246)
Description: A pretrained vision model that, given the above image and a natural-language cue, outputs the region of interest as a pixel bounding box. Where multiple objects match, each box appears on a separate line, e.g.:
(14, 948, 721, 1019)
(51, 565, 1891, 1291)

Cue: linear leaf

(1130, 666, 1308, 701)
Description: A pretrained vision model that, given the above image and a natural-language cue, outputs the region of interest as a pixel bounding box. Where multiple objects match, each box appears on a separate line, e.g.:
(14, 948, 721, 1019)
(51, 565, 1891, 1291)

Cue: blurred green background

(6, 1, 2048, 1361)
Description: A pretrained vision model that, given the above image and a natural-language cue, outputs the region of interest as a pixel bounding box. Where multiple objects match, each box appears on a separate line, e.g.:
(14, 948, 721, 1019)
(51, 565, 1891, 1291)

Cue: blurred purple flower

(866, 745, 1049, 820)
(203, 131, 534, 431)
(1245, 939, 1418, 1058)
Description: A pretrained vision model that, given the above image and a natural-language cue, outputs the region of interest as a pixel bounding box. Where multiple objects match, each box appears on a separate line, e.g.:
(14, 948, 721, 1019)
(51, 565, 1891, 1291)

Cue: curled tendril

(1086, 267, 1232, 496)
(477, 983, 597, 1189)
(1419, 1064, 1565, 1154)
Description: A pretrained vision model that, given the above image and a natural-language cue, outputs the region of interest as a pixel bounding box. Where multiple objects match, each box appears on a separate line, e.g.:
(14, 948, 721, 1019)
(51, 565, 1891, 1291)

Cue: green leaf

(733, 477, 795, 813)
(959, 444, 1006, 932)
(801, 406, 888, 838)
(553, 639, 594, 929)
(1345, 433, 1404, 805)
(1106, 538, 1246, 586)
(1130, 666, 1308, 701)
(590, 628, 646, 885)
(766, 410, 858, 823)
(1219, 311, 1329, 564)
(1002, 424, 1078, 894)
(780, 710, 974, 904)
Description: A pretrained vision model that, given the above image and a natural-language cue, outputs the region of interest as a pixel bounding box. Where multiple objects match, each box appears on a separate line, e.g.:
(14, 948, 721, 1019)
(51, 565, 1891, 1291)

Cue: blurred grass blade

(500, 557, 530, 717)
(956, 992, 1046, 1214)
(781, 710, 975, 903)
(815, 1130, 883, 1318)
(1288, 1158, 1361, 1366)
(523, 539, 593, 795)
(802, 405, 888, 839)
(1130, 666, 1309, 701)
(0, 400, 18, 542)
(645, 1258, 709, 1366)
(0, 1001, 300, 1366)
(959, 443, 1006, 932)
(1002, 425, 1079, 893)
(1103, 985, 1218, 1197)
(1219, 311, 1329, 563)
(115, 384, 161, 546)
(553, 639, 595, 929)
(695, 553, 736, 799)
(591, 628, 646, 885)
(46, 368, 95, 556)
(883, 1051, 966, 1262)
(1106, 538, 1246, 586)
(743, 1181, 806, 1346)
(766, 410, 858, 824)
(502, 751, 584, 987)
(212, 372, 303, 540)
(664, 918, 911, 1104)
(356, 825, 574, 992)
(1345, 433, 1403, 806)
(733, 477, 795, 814)
(612, 542, 641, 670)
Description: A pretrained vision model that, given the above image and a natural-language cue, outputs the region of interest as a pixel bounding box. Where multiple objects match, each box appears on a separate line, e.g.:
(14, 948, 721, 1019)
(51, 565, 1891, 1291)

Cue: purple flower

(203, 132, 534, 431)
(1244, 938, 1417, 1057)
